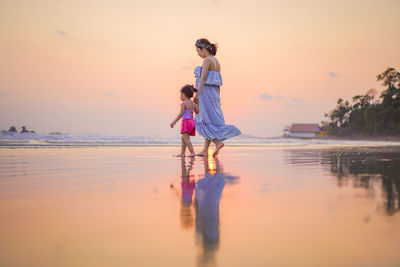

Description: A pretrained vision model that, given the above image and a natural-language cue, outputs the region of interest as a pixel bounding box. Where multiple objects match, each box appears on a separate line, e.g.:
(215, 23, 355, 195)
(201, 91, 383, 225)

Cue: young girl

(170, 85, 199, 157)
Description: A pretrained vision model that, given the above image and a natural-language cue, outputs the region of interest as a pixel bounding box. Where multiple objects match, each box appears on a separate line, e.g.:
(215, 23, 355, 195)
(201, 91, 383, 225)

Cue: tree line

(323, 67, 400, 137)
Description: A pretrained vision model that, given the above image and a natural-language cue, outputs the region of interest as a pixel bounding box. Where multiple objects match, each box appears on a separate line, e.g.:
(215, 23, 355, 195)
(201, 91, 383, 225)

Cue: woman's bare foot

(196, 151, 207, 156)
(187, 153, 196, 157)
(174, 154, 185, 157)
(213, 142, 224, 156)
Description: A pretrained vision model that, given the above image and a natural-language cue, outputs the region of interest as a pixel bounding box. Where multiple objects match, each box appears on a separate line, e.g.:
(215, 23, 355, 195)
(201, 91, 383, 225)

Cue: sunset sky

(1, 0, 399, 137)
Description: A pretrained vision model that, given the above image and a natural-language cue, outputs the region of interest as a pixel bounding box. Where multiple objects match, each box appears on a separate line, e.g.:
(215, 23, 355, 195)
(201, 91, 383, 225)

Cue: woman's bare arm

(194, 103, 199, 114)
(196, 58, 211, 95)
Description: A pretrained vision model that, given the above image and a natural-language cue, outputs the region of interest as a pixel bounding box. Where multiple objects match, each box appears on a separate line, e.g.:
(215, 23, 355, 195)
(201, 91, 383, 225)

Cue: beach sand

(1, 146, 400, 266)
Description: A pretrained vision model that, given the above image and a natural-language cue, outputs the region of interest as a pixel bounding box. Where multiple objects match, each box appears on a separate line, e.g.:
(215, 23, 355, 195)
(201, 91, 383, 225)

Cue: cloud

(260, 93, 273, 99)
(262, 94, 304, 103)
(290, 97, 304, 103)
(329, 72, 339, 77)
(105, 92, 116, 97)
(56, 30, 68, 36)
(284, 103, 303, 108)
(0, 92, 9, 96)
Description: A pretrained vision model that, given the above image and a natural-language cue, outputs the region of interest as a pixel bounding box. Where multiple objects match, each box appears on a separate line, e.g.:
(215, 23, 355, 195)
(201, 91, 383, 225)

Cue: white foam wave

(1, 132, 399, 147)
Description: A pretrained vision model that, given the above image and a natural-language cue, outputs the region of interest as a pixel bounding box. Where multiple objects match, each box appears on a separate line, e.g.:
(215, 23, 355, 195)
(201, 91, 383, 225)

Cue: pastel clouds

(260, 93, 273, 99)
(56, 30, 68, 36)
(329, 72, 339, 77)
(260, 93, 305, 106)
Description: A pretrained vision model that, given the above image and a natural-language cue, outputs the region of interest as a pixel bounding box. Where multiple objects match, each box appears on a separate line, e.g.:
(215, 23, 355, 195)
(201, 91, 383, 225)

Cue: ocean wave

(1, 132, 400, 147)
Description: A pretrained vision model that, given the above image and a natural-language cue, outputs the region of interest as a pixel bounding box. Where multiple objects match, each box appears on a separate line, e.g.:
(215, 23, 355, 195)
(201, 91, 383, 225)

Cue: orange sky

(1, 0, 399, 137)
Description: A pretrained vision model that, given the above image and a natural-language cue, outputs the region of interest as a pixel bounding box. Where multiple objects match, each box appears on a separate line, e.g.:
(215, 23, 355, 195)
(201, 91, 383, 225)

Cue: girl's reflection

(194, 157, 240, 266)
(180, 157, 196, 230)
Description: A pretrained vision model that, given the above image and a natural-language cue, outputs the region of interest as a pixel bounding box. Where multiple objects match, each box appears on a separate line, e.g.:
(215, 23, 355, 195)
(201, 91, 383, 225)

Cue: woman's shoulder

(195, 57, 219, 69)
(202, 56, 217, 65)
(204, 56, 220, 72)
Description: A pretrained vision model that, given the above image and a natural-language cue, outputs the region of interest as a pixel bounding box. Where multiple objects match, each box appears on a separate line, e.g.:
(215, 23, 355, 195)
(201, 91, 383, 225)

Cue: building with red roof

(287, 123, 322, 138)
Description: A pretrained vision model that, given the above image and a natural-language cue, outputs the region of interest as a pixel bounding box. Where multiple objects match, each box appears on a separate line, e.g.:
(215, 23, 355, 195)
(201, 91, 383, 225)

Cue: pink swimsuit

(181, 101, 196, 136)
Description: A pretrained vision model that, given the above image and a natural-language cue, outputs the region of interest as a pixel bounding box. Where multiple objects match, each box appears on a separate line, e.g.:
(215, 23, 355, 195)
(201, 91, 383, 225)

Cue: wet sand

(1, 146, 400, 266)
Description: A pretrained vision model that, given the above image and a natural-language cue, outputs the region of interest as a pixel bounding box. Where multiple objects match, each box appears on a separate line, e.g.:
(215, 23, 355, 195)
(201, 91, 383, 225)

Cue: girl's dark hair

(180, 84, 198, 98)
(195, 38, 218, 56)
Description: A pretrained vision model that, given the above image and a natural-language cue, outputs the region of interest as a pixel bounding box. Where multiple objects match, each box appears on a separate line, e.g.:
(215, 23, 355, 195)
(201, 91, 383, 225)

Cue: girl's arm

(170, 103, 186, 128)
(194, 59, 211, 101)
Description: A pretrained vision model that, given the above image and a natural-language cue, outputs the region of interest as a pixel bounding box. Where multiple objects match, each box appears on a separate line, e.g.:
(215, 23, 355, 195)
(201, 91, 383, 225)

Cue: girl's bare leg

(212, 139, 224, 156)
(182, 133, 195, 157)
(175, 136, 186, 157)
(181, 136, 187, 155)
(196, 139, 211, 156)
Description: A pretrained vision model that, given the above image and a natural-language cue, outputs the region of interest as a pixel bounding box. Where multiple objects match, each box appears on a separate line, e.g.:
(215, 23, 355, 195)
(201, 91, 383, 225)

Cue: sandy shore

(1, 146, 400, 266)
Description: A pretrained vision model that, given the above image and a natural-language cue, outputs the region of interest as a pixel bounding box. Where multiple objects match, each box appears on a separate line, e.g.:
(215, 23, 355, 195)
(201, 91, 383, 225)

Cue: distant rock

(9, 126, 17, 132)
(49, 132, 63, 135)
(19, 126, 36, 134)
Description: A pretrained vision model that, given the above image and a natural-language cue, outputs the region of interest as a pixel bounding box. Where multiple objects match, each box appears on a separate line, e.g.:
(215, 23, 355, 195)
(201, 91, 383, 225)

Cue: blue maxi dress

(194, 66, 241, 141)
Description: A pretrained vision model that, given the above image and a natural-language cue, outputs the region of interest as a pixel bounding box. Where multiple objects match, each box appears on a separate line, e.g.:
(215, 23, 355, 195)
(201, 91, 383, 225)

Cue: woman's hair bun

(195, 38, 218, 56)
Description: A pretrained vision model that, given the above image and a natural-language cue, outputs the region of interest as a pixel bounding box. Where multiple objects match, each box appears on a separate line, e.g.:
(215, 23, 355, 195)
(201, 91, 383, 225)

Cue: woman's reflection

(194, 156, 240, 266)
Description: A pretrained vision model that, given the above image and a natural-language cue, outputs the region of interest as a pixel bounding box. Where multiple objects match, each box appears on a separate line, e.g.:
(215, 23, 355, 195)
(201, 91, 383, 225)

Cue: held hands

(194, 93, 200, 104)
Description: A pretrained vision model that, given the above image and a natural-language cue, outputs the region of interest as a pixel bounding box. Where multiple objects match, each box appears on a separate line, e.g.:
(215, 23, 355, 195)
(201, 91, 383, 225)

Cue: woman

(193, 38, 241, 156)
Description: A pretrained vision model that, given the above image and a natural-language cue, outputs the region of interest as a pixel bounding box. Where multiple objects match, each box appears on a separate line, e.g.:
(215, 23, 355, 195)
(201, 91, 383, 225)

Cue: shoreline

(282, 135, 400, 142)
(316, 135, 400, 142)
(2, 134, 400, 149)
(2, 142, 400, 149)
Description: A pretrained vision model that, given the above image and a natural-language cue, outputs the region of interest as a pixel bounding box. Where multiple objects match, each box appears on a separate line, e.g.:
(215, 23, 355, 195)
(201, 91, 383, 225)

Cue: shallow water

(0, 146, 400, 266)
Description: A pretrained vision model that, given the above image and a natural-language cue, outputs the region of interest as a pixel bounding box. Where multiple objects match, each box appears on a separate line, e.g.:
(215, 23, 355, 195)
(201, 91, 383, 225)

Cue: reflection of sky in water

(284, 147, 400, 216)
(1, 147, 400, 266)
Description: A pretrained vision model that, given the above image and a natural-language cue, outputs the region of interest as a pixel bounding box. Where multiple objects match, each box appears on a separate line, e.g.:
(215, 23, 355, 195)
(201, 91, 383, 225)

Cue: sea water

(0, 146, 400, 266)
